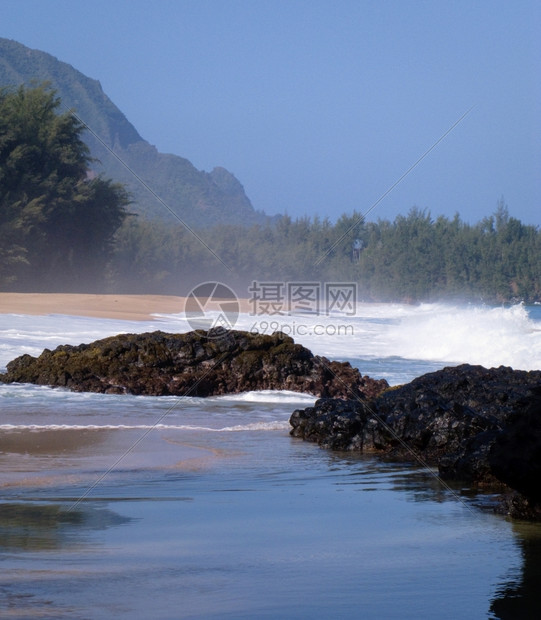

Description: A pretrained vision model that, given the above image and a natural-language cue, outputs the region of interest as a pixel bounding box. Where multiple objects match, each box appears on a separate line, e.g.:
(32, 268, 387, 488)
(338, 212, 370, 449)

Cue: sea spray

(384, 303, 541, 369)
(1, 303, 540, 378)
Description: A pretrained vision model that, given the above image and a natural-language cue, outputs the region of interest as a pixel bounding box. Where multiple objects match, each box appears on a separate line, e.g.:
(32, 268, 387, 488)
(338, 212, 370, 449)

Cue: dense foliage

(109, 203, 541, 304)
(0, 85, 130, 290)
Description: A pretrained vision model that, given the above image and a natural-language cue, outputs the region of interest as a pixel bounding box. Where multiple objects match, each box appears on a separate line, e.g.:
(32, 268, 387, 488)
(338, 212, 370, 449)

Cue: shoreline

(0, 293, 189, 320)
(0, 292, 389, 321)
(0, 292, 251, 321)
(2, 293, 535, 324)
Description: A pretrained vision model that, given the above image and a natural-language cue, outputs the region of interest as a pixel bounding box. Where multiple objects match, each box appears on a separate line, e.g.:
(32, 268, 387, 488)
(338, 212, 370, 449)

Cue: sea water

(1, 303, 541, 619)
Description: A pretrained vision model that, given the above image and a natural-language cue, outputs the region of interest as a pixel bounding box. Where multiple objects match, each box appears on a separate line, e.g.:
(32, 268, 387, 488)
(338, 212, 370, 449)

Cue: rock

(290, 364, 541, 518)
(489, 387, 541, 515)
(0, 328, 388, 399)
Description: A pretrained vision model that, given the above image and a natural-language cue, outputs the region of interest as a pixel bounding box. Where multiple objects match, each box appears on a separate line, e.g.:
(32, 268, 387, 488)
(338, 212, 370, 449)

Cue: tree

(0, 84, 130, 291)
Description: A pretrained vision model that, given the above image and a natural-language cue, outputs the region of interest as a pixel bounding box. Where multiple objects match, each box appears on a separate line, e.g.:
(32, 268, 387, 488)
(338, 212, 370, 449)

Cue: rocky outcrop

(0, 328, 388, 399)
(290, 364, 541, 519)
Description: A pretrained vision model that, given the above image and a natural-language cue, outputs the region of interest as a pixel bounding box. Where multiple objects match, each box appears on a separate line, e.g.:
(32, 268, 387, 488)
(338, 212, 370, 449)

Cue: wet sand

(0, 427, 221, 489)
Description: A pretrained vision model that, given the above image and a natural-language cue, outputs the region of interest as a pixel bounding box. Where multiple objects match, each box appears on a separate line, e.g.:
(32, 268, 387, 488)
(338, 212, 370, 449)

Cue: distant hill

(0, 38, 268, 227)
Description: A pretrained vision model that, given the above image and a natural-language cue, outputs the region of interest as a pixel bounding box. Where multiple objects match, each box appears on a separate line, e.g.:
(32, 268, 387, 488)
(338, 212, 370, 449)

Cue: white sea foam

(380, 303, 541, 369)
(1, 303, 540, 377)
(216, 390, 316, 404)
(234, 303, 541, 370)
(0, 421, 290, 432)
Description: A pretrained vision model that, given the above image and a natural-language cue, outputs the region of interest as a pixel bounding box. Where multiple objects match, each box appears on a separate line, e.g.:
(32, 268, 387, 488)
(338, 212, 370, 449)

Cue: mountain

(0, 38, 267, 227)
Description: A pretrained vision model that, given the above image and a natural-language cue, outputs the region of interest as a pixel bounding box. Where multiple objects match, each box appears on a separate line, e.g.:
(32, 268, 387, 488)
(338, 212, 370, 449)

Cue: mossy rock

(0, 328, 388, 399)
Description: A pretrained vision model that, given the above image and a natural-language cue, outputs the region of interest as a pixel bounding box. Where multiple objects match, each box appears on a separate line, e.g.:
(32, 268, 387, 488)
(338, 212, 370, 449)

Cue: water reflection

(0, 502, 130, 551)
(326, 451, 541, 619)
(328, 451, 466, 505)
(490, 521, 541, 619)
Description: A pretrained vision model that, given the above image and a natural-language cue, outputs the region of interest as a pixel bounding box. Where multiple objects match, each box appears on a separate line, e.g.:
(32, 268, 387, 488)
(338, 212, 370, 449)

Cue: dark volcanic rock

(290, 364, 541, 518)
(489, 387, 541, 518)
(0, 328, 388, 399)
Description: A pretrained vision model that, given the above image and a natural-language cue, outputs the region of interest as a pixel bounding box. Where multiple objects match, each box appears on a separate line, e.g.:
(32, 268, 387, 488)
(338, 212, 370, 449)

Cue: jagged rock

(0, 328, 388, 399)
(290, 364, 541, 519)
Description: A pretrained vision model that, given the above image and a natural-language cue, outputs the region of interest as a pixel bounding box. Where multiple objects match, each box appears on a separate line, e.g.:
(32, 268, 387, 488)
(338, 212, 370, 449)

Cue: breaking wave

(381, 303, 541, 369)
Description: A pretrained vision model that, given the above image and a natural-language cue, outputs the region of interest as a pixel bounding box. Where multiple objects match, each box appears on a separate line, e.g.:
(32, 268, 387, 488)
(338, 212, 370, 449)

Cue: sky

(2, 0, 540, 226)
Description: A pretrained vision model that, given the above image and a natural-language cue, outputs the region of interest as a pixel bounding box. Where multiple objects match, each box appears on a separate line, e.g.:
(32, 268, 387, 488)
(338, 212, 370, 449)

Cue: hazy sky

(2, 0, 540, 225)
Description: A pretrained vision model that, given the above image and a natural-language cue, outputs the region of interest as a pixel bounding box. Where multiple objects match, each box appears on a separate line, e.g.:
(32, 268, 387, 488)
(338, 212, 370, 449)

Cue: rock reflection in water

(0, 502, 130, 551)
(490, 521, 541, 619)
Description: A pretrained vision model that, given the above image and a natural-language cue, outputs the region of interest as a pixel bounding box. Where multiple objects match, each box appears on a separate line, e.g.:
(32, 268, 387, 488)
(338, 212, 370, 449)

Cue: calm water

(1, 303, 541, 618)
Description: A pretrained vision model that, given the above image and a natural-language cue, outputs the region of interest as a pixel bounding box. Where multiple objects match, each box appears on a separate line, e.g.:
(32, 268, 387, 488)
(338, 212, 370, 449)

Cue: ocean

(1, 303, 541, 619)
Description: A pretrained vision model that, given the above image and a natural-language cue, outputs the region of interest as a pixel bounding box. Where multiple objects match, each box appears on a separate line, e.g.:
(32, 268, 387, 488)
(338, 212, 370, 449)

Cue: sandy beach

(0, 293, 194, 320)
(0, 292, 254, 321)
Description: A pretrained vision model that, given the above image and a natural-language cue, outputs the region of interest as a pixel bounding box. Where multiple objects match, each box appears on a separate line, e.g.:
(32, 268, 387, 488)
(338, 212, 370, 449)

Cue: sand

(0, 293, 193, 320)
(0, 292, 253, 321)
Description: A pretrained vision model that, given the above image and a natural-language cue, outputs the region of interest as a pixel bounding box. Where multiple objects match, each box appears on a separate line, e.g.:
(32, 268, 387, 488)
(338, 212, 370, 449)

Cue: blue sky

(2, 0, 540, 225)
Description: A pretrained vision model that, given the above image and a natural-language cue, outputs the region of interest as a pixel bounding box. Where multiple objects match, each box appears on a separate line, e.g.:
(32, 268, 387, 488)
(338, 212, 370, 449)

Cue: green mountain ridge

(0, 37, 267, 227)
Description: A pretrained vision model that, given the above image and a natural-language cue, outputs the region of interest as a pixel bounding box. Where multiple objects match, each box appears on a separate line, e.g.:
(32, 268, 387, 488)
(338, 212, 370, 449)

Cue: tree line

(1, 85, 540, 303)
(110, 205, 541, 303)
